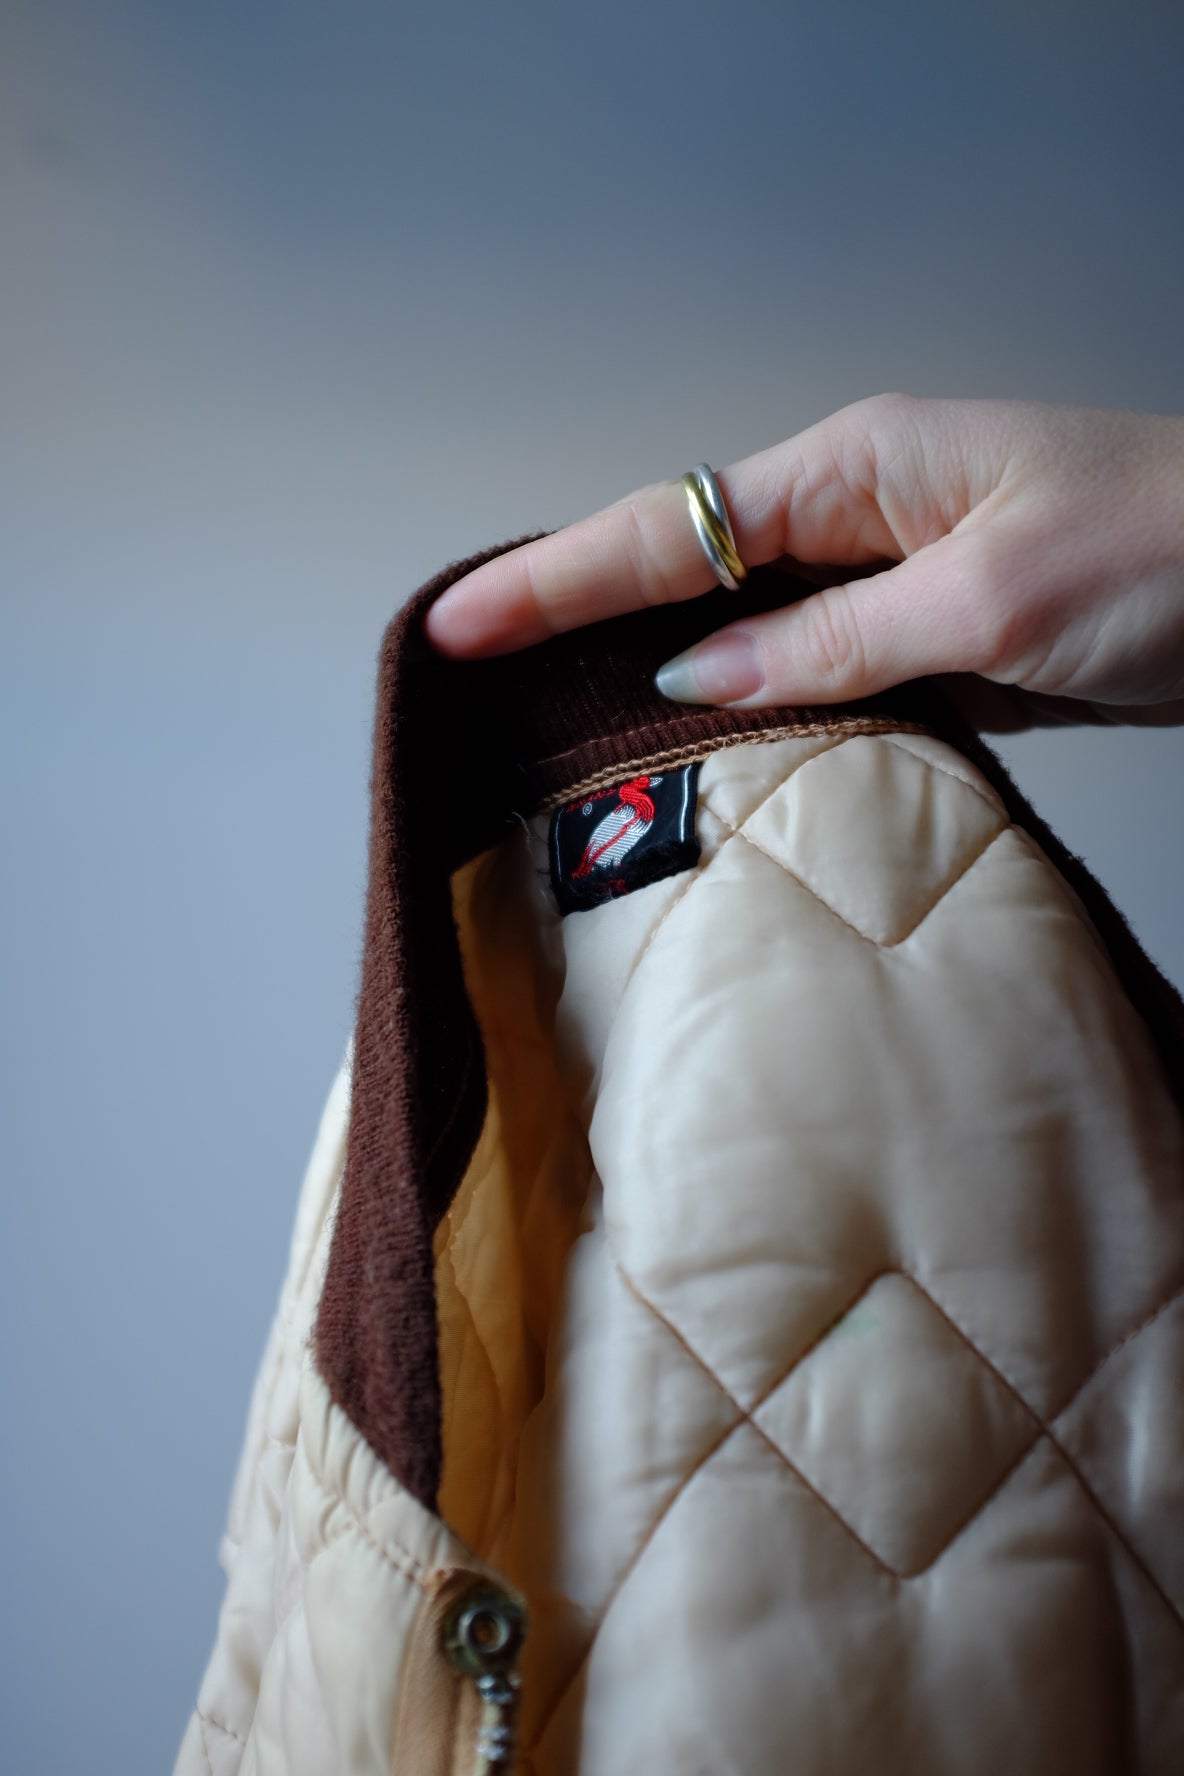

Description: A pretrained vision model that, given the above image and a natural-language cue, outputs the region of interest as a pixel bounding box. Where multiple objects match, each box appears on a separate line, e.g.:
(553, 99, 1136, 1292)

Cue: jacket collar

(314, 540, 1184, 1510)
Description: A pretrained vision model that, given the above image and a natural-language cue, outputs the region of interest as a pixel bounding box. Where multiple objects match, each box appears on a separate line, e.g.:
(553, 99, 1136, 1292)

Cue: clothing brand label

(549, 761, 702, 915)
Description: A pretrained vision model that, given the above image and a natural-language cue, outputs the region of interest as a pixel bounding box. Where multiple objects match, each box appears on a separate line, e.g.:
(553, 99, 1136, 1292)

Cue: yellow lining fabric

(435, 831, 591, 1569)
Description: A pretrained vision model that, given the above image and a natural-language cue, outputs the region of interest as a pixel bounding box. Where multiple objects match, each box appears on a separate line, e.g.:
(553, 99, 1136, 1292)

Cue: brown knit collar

(314, 539, 1184, 1510)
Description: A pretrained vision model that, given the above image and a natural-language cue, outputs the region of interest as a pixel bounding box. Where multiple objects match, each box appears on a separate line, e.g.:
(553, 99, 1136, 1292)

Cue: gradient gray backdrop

(3, 3, 1183, 1770)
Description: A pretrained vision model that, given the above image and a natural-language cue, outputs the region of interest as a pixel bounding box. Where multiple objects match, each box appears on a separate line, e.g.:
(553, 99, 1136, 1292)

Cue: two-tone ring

(680, 463, 747, 591)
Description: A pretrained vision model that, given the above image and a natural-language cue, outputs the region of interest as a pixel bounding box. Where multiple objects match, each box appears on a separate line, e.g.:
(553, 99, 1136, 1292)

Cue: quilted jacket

(177, 543, 1184, 1776)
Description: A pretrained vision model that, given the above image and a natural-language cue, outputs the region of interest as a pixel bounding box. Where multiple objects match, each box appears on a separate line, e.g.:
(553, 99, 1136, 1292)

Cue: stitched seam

(611, 857, 712, 1006)
(880, 733, 1007, 821)
(909, 1273, 1184, 1630)
(610, 752, 837, 1008)
(614, 1257, 901, 1577)
(228, 1517, 447, 1749)
(1042, 1430, 1184, 1625)
(225, 1150, 345, 1546)
(533, 722, 931, 813)
(525, 1265, 899, 1754)
(705, 805, 1007, 948)
(298, 1454, 431, 1590)
(618, 1261, 1054, 1582)
(913, 1265, 1184, 1451)
(197, 1716, 214, 1776)
(889, 824, 1008, 945)
(258, 1429, 298, 1454)
(536, 736, 1183, 1740)
(706, 747, 1184, 1428)
(1054, 1276, 1184, 1416)
(525, 1403, 748, 1754)
(616, 1258, 897, 1435)
(436, 1241, 523, 1561)
(298, 1387, 441, 1579)
(525, 756, 1184, 1739)
(696, 735, 850, 829)
(552, 743, 883, 1020)
(197, 1711, 247, 1749)
(893, 1429, 1045, 1577)
(562, 750, 1184, 1621)
(257, 1463, 442, 1664)
(530, 1266, 1184, 1753)
(725, 821, 884, 946)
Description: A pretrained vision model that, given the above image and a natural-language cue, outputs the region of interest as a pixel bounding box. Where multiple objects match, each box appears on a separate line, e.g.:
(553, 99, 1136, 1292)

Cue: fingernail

(654, 630, 763, 705)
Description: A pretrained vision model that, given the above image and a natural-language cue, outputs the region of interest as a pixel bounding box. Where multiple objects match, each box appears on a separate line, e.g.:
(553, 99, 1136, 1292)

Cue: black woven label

(549, 761, 702, 915)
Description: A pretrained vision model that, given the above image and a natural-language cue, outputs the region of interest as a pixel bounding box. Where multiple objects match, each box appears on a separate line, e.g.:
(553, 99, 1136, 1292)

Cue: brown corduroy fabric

(315, 539, 1184, 1510)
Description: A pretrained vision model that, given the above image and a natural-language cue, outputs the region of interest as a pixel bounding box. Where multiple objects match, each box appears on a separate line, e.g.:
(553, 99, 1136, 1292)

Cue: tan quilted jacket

(177, 546, 1184, 1775)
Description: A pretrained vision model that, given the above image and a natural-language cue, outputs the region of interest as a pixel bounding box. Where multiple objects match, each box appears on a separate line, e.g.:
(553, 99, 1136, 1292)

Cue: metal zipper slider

(442, 1582, 527, 1775)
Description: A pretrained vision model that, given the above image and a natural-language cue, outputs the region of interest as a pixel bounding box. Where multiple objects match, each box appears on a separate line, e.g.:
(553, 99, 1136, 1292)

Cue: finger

(653, 537, 987, 708)
(425, 477, 717, 656)
(424, 397, 921, 658)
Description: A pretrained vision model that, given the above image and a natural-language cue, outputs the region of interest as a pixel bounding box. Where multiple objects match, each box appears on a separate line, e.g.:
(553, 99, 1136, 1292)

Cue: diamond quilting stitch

(752, 1271, 1039, 1576)
(691, 732, 846, 832)
(738, 735, 1008, 946)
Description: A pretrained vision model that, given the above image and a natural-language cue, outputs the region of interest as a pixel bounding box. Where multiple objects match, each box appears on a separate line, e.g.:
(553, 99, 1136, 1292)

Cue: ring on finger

(680, 463, 747, 591)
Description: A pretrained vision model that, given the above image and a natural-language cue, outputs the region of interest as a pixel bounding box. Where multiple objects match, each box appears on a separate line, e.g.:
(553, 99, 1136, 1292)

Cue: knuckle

(619, 496, 682, 608)
(831, 392, 927, 506)
(796, 588, 867, 692)
(955, 530, 1026, 668)
(516, 545, 556, 635)
(848, 391, 923, 449)
(859, 390, 919, 426)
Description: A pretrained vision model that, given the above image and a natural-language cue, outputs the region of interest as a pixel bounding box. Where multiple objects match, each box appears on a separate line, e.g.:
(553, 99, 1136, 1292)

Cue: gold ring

(680, 463, 747, 591)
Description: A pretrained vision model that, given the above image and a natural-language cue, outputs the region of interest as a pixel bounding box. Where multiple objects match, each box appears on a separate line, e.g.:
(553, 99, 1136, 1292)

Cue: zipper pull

(442, 1582, 527, 1774)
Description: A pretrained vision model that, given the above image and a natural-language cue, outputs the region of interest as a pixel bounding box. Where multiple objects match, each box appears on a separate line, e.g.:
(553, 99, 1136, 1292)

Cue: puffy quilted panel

(509, 731, 1184, 1773)
(1055, 1290, 1184, 1616)
(175, 1060, 509, 1776)
(752, 1270, 1037, 1575)
(179, 729, 1184, 1775)
(736, 732, 1008, 944)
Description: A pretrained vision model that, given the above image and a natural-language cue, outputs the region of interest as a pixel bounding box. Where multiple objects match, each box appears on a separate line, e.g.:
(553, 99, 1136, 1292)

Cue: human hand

(425, 397, 1184, 718)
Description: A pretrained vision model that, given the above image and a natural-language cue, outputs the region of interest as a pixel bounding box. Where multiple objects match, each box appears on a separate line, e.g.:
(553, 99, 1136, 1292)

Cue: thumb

(654, 535, 990, 707)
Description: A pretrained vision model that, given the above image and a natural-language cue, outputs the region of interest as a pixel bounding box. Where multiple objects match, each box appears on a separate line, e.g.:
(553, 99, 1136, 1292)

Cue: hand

(424, 396, 1184, 719)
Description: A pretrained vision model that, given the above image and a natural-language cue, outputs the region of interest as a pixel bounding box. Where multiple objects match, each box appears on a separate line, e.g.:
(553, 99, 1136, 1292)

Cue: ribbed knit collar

(314, 539, 1184, 1510)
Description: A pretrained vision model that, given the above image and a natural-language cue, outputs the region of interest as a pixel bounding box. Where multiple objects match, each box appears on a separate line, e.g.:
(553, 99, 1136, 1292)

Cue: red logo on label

(550, 761, 700, 915)
(571, 775, 657, 877)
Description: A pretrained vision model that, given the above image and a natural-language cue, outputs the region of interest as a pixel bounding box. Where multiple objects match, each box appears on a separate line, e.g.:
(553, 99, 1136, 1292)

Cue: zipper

(442, 1582, 527, 1774)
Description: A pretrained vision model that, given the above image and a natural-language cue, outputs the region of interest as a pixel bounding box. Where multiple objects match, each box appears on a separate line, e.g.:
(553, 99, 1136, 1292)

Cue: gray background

(3, 2, 1183, 1770)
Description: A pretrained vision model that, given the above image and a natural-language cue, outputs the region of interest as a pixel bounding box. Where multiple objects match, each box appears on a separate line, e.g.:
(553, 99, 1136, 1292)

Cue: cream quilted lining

(518, 1262, 1184, 1759)
(178, 730, 1184, 1776)
(441, 730, 1184, 1769)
